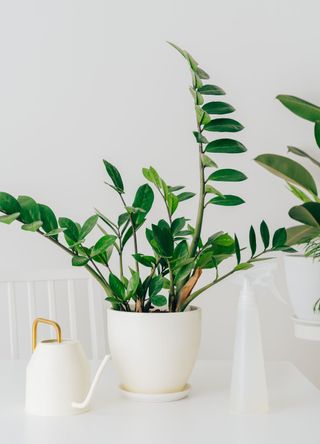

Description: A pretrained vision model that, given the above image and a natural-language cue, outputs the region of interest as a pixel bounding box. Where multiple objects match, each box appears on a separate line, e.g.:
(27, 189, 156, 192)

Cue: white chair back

(0, 269, 108, 360)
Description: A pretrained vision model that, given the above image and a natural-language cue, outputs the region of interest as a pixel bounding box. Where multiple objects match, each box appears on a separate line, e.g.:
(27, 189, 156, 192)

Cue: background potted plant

(0, 43, 288, 397)
(256, 95, 320, 322)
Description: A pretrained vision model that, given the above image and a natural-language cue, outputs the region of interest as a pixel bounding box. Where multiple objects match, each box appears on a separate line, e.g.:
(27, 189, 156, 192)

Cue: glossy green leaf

(176, 192, 196, 202)
(103, 160, 124, 193)
(205, 184, 223, 196)
(315, 122, 320, 149)
(152, 223, 174, 257)
(21, 221, 43, 232)
(272, 228, 287, 248)
(91, 234, 117, 257)
(132, 253, 156, 267)
(198, 85, 225, 95)
(255, 154, 317, 195)
(126, 271, 140, 299)
(151, 294, 167, 307)
(109, 273, 126, 300)
(205, 139, 247, 154)
(234, 234, 241, 264)
(286, 225, 320, 245)
(171, 217, 187, 235)
(167, 193, 179, 215)
(0, 192, 20, 215)
(17, 196, 40, 223)
(277, 95, 320, 122)
(193, 131, 208, 144)
(72, 256, 89, 266)
(44, 228, 66, 237)
(260, 220, 270, 249)
(0, 212, 20, 224)
(59, 217, 79, 242)
(201, 154, 217, 168)
(234, 263, 253, 271)
(189, 87, 204, 105)
(208, 195, 245, 206)
(149, 275, 164, 297)
(208, 169, 247, 182)
(39, 204, 58, 238)
(80, 215, 98, 239)
(202, 101, 235, 115)
(249, 226, 256, 257)
(287, 183, 311, 203)
(289, 202, 320, 228)
(204, 118, 244, 132)
(132, 184, 154, 225)
(172, 240, 189, 262)
(287, 146, 320, 168)
(196, 67, 210, 79)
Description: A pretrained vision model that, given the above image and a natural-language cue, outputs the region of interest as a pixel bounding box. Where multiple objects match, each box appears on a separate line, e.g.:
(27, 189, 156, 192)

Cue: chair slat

(88, 279, 99, 359)
(47, 280, 57, 338)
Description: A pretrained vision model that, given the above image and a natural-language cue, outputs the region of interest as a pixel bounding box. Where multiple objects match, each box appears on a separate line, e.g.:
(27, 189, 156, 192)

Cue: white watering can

(25, 318, 110, 416)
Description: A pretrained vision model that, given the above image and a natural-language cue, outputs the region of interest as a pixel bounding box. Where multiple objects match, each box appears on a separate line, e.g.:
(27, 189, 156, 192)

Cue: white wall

(1, 0, 320, 384)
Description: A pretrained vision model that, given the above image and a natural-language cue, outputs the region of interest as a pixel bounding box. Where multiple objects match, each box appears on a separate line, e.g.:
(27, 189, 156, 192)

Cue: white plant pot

(107, 306, 201, 396)
(284, 255, 320, 322)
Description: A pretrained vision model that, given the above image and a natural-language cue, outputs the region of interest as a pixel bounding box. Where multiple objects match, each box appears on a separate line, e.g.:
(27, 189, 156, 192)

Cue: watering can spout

(72, 354, 111, 409)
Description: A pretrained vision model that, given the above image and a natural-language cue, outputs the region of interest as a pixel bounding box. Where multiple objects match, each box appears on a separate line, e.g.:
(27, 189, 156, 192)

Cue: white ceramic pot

(284, 255, 320, 322)
(107, 306, 201, 395)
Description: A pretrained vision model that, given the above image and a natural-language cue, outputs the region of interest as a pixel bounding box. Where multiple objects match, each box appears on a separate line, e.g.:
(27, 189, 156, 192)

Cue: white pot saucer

(118, 384, 191, 402)
(292, 316, 320, 341)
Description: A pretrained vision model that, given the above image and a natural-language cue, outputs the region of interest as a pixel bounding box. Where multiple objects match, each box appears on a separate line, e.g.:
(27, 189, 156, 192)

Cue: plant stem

(119, 194, 140, 274)
(189, 125, 205, 257)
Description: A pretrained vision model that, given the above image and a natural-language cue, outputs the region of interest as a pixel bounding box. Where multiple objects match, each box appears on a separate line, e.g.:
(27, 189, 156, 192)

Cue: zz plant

(0, 43, 288, 312)
(255, 95, 320, 255)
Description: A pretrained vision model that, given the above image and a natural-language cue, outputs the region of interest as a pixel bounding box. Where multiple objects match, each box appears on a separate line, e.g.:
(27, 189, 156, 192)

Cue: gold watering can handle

(32, 318, 62, 351)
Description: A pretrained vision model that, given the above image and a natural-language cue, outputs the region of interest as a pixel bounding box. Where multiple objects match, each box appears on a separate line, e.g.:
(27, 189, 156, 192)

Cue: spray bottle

(229, 262, 284, 414)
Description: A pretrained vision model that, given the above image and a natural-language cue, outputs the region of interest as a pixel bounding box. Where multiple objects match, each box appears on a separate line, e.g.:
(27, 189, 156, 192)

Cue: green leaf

(0, 212, 20, 224)
(151, 294, 167, 307)
(287, 146, 320, 168)
(202, 101, 235, 115)
(234, 234, 241, 264)
(255, 154, 317, 195)
(205, 184, 224, 196)
(168, 185, 185, 192)
(103, 160, 124, 193)
(0, 192, 20, 215)
(201, 154, 217, 168)
(109, 273, 126, 300)
(172, 240, 189, 263)
(234, 263, 253, 271)
(167, 193, 179, 215)
(59, 217, 79, 242)
(72, 256, 89, 266)
(198, 85, 225, 95)
(17, 195, 40, 223)
(272, 228, 287, 248)
(195, 106, 211, 126)
(208, 195, 245, 206)
(204, 118, 244, 132)
(133, 253, 156, 267)
(171, 217, 187, 235)
(39, 204, 58, 239)
(176, 192, 196, 202)
(189, 87, 204, 105)
(152, 223, 174, 257)
(196, 67, 210, 79)
(132, 184, 154, 225)
(289, 202, 320, 228)
(260, 221, 270, 249)
(315, 122, 320, 149)
(205, 139, 247, 154)
(193, 131, 208, 144)
(44, 228, 66, 237)
(277, 95, 320, 122)
(167, 41, 186, 58)
(249, 226, 256, 257)
(149, 275, 164, 297)
(127, 271, 140, 299)
(287, 183, 311, 203)
(21, 221, 43, 232)
(80, 215, 98, 239)
(118, 212, 130, 227)
(91, 234, 117, 257)
(286, 225, 320, 245)
(208, 169, 247, 182)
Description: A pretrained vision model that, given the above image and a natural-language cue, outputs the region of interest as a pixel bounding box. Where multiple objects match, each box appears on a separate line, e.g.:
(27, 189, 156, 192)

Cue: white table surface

(0, 360, 319, 444)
